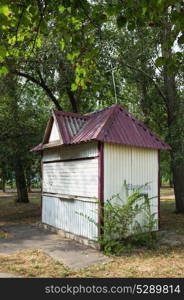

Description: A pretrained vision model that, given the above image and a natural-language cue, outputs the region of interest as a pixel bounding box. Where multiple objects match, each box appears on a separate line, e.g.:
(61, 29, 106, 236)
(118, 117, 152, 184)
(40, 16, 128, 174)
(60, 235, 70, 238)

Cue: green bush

(79, 183, 158, 255)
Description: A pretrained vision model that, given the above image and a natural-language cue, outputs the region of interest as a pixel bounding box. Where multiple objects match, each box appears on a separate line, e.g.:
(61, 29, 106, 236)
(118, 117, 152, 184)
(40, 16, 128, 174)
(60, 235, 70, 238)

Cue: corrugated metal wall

(43, 159, 98, 197)
(42, 141, 98, 162)
(42, 195, 98, 240)
(42, 142, 99, 240)
(104, 143, 159, 230)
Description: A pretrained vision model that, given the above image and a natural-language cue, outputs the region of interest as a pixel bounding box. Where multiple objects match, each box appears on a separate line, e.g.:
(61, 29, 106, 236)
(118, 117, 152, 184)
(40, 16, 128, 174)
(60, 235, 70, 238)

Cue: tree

(0, 0, 184, 212)
(160, 10, 184, 212)
(0, 75, 49, 202)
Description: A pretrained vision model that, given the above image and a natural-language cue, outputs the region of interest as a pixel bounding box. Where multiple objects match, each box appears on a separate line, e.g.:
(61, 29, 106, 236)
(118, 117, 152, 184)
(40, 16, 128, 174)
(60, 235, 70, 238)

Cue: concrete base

(0, 224, 109, 270)
(39, 223, 100, 250)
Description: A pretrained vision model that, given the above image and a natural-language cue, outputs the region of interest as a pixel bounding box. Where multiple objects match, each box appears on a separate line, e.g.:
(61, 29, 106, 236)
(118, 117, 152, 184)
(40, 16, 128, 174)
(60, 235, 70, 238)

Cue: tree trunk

(172, 164, 184, 212)
(2, 175, 5, 193)
(66, 87, 78, 113)
(15, 159, 29, 203)
(26, 171, 32, 193)
(169, 164, 173, 188)
(161, 11, 184, 212)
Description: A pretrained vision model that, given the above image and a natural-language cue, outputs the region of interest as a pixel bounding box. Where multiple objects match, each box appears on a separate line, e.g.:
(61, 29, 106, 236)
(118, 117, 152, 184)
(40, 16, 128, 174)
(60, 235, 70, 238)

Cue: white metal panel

(42, 142, 98, 162)
(131, 147, 158, 230)
(42, 148, 60, 162)
(43, 158, 98, 197)
(104, 143, 132, 202)
(49, 120, 61, 142)
(59, 142, 98, 160)
(42, 195, 98, 240)
(104, 143, 158, 230)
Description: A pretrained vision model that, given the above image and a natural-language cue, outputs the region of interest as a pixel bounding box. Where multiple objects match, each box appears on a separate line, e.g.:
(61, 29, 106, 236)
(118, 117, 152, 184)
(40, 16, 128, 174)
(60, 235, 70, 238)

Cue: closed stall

(32, 104, 171, 246)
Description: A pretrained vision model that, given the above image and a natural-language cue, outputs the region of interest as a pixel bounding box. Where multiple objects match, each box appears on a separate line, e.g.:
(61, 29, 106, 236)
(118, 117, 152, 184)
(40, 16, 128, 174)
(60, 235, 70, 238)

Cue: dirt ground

(0, 187, 184, 278)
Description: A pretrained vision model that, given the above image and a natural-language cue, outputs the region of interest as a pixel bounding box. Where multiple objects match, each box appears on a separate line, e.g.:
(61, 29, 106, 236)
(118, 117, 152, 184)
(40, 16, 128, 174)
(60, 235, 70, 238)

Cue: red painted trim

(54, 112, 70, 144)
(53, 109, 90, 119)
(98, 142, 104, 246)
(158, 150, 160, 230)
(42, 116, 54, 144)
(43, 156, 99, 164)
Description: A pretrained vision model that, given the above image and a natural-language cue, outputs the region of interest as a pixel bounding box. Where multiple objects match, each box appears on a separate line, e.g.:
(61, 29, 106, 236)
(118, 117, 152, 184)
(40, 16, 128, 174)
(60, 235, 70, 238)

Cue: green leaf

(0, 66, 9, 76)
(67, 53, 73, 61)
(178, 35, 184, 45)
(71, 83, 77, 91)
(75, 75, 80, 84)
(142, 7, 147, 15)
(36, 37, 41, 48)
(73, 50, 80, 58)
(58, 5, 65, 13)
(60, 39, 65, 51)
(0, 5, 10, 17)
(174, 51, 182, 59)
(67, 7, 71, 13)
(155, 56, 165, 67)
(0, 46, 6, 57)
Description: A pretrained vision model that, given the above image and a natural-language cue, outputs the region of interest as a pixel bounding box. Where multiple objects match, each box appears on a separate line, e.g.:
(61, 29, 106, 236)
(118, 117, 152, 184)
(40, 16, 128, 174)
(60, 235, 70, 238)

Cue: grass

(0, 188, 184, 278)
(0, 192, 41, 226)
(0, 249, 71, 278)
(160, 187, 184, 234)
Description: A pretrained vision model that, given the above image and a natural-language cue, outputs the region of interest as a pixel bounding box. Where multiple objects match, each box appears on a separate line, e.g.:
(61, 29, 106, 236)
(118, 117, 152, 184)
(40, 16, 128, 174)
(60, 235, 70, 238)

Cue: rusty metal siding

(42, 142, 98, 162)
(42, 195, 98, 240)
(104, 143, 159, 230)
(43, 158, 98, 198)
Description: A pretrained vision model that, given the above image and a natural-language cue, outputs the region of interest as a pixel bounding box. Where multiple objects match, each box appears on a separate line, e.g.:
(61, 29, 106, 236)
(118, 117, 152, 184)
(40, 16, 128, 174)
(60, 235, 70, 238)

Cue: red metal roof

(31, 104, 171, 151)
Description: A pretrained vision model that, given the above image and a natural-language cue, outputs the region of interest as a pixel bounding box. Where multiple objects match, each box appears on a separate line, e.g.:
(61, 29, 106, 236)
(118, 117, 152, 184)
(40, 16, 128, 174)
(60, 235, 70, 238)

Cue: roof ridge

(95, 105, 120, 140)
(53, 109, 89, 119)
(84, 104, 122, 116)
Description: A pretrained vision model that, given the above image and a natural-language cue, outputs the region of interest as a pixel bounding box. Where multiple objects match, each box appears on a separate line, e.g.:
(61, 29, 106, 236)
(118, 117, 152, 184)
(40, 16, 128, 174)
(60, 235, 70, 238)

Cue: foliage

(0, 0, 183, 209)
(99, 186, 157, 254)
(131, 194, 158, 249)
(80, 183, 158, 255)
(0, 75, 49, 195)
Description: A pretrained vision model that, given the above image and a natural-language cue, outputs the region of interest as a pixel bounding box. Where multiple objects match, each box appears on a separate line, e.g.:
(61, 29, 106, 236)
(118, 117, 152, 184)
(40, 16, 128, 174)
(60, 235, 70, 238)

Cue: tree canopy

(0, 0, 184, 211)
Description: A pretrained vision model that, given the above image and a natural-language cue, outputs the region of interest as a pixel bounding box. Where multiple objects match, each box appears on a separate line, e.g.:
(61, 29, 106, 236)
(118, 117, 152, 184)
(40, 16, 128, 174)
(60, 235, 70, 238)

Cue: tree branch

(65, 87, 78, 113)
(11, 69, 62, 110)
(15, 7, 26, 45)
(121, 62, 167, 102)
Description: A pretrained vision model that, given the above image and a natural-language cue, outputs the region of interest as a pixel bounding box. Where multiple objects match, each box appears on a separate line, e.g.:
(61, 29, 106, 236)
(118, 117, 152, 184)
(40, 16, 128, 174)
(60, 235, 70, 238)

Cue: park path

(0, 224, 108, 270)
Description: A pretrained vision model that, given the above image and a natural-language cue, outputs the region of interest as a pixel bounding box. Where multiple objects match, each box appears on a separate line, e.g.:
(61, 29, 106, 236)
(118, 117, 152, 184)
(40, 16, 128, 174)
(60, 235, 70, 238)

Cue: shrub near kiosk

(80, 182, 158, 255)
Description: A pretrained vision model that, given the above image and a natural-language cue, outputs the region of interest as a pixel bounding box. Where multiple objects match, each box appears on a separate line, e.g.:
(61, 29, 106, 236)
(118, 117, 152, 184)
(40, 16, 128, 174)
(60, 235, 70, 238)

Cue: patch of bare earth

(0, 192, 41, 226)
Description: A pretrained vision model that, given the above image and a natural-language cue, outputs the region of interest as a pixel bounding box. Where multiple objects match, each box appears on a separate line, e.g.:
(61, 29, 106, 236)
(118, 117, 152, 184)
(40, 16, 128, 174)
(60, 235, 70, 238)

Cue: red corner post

(158, 150, 161, 230)
(98, 142, 104, 247)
